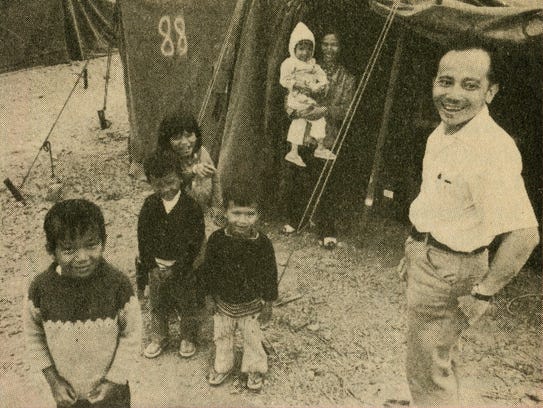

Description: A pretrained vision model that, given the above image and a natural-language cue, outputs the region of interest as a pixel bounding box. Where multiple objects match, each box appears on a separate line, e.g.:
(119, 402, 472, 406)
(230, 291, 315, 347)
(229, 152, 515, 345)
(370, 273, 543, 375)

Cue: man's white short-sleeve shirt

(409, 105, 538, 252)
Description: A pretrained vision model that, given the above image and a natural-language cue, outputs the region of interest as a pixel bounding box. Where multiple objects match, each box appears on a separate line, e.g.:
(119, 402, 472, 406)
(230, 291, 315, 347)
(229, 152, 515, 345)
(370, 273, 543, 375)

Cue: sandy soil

(0, 55, 541, 408)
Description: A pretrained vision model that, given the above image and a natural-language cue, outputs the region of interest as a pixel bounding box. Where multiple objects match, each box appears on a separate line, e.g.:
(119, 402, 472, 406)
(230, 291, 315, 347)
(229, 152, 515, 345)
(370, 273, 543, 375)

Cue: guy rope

(296, 0, 401, 233)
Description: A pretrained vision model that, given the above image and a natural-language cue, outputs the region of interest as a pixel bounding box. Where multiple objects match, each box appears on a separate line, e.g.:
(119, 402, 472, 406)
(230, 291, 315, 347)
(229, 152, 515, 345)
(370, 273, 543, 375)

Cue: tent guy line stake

(3, 60, 89, 204)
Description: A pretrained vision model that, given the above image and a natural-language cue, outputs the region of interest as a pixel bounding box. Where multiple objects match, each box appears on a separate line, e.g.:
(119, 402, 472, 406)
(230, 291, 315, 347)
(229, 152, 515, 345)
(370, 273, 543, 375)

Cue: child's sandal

(207, 367, 231, 386)
(247, 372, 263, 390)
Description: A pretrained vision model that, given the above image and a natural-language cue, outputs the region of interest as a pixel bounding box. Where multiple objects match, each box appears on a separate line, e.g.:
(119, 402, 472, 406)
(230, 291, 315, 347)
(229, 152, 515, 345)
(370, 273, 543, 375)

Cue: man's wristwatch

(471, 285, 493, 302)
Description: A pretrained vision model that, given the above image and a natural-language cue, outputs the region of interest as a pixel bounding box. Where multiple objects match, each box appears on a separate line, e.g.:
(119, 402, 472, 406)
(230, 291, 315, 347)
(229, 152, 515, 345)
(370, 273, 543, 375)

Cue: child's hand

(87, 379, 117, 404)
(206, 296, 217, 315)
(192, 162, 216, 178)
(259, 302, 273, 324)
(43, 367, 76, 407)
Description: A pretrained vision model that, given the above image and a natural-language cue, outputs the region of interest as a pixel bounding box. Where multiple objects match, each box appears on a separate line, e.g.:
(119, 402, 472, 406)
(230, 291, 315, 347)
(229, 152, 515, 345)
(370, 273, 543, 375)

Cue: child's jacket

(137, 191, 205, 289)
(201, 228, 278, 304)
(279, 22, 327, 93)
(24, 260, 142, 399)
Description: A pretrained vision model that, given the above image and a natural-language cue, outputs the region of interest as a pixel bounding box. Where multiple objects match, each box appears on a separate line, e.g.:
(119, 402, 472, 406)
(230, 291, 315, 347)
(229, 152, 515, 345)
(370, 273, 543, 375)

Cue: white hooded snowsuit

(280, 22, 328, 145)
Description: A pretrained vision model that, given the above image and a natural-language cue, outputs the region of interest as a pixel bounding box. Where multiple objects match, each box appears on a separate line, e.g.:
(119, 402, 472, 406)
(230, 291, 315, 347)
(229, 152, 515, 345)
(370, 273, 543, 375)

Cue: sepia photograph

(1, 0, 541, 407)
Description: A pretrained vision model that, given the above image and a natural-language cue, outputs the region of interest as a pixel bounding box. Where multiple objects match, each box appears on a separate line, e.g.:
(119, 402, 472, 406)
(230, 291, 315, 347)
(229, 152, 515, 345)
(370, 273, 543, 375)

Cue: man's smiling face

(432, 48, 499, 134)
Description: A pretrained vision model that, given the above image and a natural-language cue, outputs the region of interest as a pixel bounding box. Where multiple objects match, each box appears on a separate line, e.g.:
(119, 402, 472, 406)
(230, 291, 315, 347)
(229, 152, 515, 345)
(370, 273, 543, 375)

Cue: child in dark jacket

(25, 199, 142, 408)
(201, 188, 278, 390)
(137, 150, 205, 359)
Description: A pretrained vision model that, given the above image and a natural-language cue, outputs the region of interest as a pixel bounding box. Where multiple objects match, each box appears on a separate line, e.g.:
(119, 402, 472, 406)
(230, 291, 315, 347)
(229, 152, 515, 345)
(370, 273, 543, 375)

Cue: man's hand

(458, 295, 491, 326)
(259, 302, 273, 324)
(43, 366, 76, 407)
(87, 379, 117, 404)
(299, 106, 327, 121)
(192, 162, 216, 178)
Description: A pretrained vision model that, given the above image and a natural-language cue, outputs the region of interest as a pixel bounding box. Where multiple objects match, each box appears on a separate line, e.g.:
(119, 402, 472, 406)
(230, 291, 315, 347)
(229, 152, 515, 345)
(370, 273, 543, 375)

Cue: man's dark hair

(442, 40, 501, 85)
(222, 185, 259, 209)
(44, 199, 106, 254)
(143, 150, 182, 180)
(157, 111, 202, 154)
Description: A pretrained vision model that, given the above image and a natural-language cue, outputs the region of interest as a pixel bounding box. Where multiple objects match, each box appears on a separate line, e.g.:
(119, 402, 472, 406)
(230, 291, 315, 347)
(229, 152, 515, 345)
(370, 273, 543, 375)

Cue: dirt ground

(0, 56, 542, 408)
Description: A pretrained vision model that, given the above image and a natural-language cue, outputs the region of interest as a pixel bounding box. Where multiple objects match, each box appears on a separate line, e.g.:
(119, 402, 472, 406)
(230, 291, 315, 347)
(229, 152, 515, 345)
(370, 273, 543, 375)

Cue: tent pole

(360, 28, 405, 230)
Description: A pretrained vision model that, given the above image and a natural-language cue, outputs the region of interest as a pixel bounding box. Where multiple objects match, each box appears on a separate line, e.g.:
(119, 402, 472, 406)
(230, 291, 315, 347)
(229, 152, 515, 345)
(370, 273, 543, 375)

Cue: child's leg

(287, 119, 307, 147)
(213, 313, 236, 374)
(285, 119, 308, 167)
(148, 268, 171, 345)
(238, 314, 267, 374)
(309, 117, 326, 143)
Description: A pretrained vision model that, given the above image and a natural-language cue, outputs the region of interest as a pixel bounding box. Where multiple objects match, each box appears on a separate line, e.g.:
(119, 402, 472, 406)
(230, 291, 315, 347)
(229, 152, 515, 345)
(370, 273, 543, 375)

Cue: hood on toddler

(288, 22, 315, 60)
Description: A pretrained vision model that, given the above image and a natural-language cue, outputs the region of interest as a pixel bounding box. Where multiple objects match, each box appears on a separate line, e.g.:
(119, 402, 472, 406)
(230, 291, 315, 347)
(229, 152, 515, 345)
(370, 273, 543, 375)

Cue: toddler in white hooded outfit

(280, 22, 336, 167)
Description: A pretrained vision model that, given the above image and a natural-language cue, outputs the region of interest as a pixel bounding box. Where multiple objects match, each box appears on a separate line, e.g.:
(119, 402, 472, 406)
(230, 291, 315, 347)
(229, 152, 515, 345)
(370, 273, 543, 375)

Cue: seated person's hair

(157, 111, 202, 154)
(44, 199, 106, 254)
(143, 150, 183, 180)
(222, 184, 259, 209)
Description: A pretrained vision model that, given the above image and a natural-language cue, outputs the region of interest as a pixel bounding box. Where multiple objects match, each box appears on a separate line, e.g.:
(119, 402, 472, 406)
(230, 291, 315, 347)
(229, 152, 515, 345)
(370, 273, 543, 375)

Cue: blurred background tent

(0, 0, 116, 73)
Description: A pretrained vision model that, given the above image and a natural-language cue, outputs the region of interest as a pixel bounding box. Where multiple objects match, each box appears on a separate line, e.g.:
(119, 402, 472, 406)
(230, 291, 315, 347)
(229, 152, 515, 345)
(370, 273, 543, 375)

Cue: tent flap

(370, 0, 543, 44)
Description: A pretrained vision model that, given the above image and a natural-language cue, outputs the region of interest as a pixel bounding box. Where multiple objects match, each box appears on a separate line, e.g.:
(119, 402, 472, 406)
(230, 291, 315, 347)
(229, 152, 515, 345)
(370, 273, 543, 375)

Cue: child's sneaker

(285, 151, 306, 167)
(179, 339, 196, 357)
(313, 147, 336, 160)
(208, 367, 231, 386)
(247, 372, 263, 390)
(144, 341, 165, 359)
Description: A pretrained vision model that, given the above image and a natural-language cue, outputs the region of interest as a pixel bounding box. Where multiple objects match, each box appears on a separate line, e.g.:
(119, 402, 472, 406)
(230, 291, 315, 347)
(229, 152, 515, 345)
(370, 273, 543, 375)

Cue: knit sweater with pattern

(201, 228, 278, 304)
(24, 260, 142, 399)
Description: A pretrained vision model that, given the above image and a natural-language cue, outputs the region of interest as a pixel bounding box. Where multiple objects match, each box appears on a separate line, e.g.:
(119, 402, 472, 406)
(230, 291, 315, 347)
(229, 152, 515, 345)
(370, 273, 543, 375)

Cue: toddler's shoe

(285, 152, 306, 167)
(313, 147, 336, 160)
(208, 367, 231, 386)
(144, 341, 165, 359)
(247, 372, 263, 390)
(179, 339, 196, 358)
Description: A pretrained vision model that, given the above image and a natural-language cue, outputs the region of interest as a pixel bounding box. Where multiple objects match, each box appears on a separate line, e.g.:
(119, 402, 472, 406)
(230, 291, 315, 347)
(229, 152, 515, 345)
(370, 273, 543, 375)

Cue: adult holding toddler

(280, 22, 336, 167)
(282, 28, 356, 249)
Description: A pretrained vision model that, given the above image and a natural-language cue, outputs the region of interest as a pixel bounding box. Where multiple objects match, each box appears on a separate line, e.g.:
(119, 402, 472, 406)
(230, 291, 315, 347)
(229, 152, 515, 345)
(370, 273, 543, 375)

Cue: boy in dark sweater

(137, 150, 205, 359)
(25, 199, 142, 408)
(202, 188, 278, 390)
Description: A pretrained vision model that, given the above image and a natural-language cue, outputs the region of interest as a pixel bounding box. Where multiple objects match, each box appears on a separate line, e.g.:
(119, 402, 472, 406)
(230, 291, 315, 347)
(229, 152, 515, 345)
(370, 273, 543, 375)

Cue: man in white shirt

(403, 45, 539, 406)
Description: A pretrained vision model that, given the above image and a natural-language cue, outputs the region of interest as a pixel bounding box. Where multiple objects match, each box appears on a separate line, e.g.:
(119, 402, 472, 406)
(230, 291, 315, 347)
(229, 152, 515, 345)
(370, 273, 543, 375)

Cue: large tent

(117, 0, 540, 217)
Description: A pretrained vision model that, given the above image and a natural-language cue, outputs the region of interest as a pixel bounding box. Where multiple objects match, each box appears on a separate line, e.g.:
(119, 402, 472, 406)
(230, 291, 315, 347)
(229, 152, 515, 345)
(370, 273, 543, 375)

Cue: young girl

(157, 112, 224, 225)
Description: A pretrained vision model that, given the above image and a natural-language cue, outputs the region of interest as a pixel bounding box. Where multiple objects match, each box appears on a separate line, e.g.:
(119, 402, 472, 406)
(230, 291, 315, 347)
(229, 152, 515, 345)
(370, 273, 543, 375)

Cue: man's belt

(410, 227, 486, 255)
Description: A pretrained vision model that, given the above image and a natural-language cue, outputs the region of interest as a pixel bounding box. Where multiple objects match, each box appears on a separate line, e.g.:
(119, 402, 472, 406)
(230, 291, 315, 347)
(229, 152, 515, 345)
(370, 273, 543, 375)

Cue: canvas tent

(122, 0, 537, 213)
(0, 0, 116, 73)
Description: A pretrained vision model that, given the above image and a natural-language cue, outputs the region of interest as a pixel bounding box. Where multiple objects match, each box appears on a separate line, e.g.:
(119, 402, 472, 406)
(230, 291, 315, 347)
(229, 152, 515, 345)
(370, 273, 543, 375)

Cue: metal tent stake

(97, 45, 113, 129)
